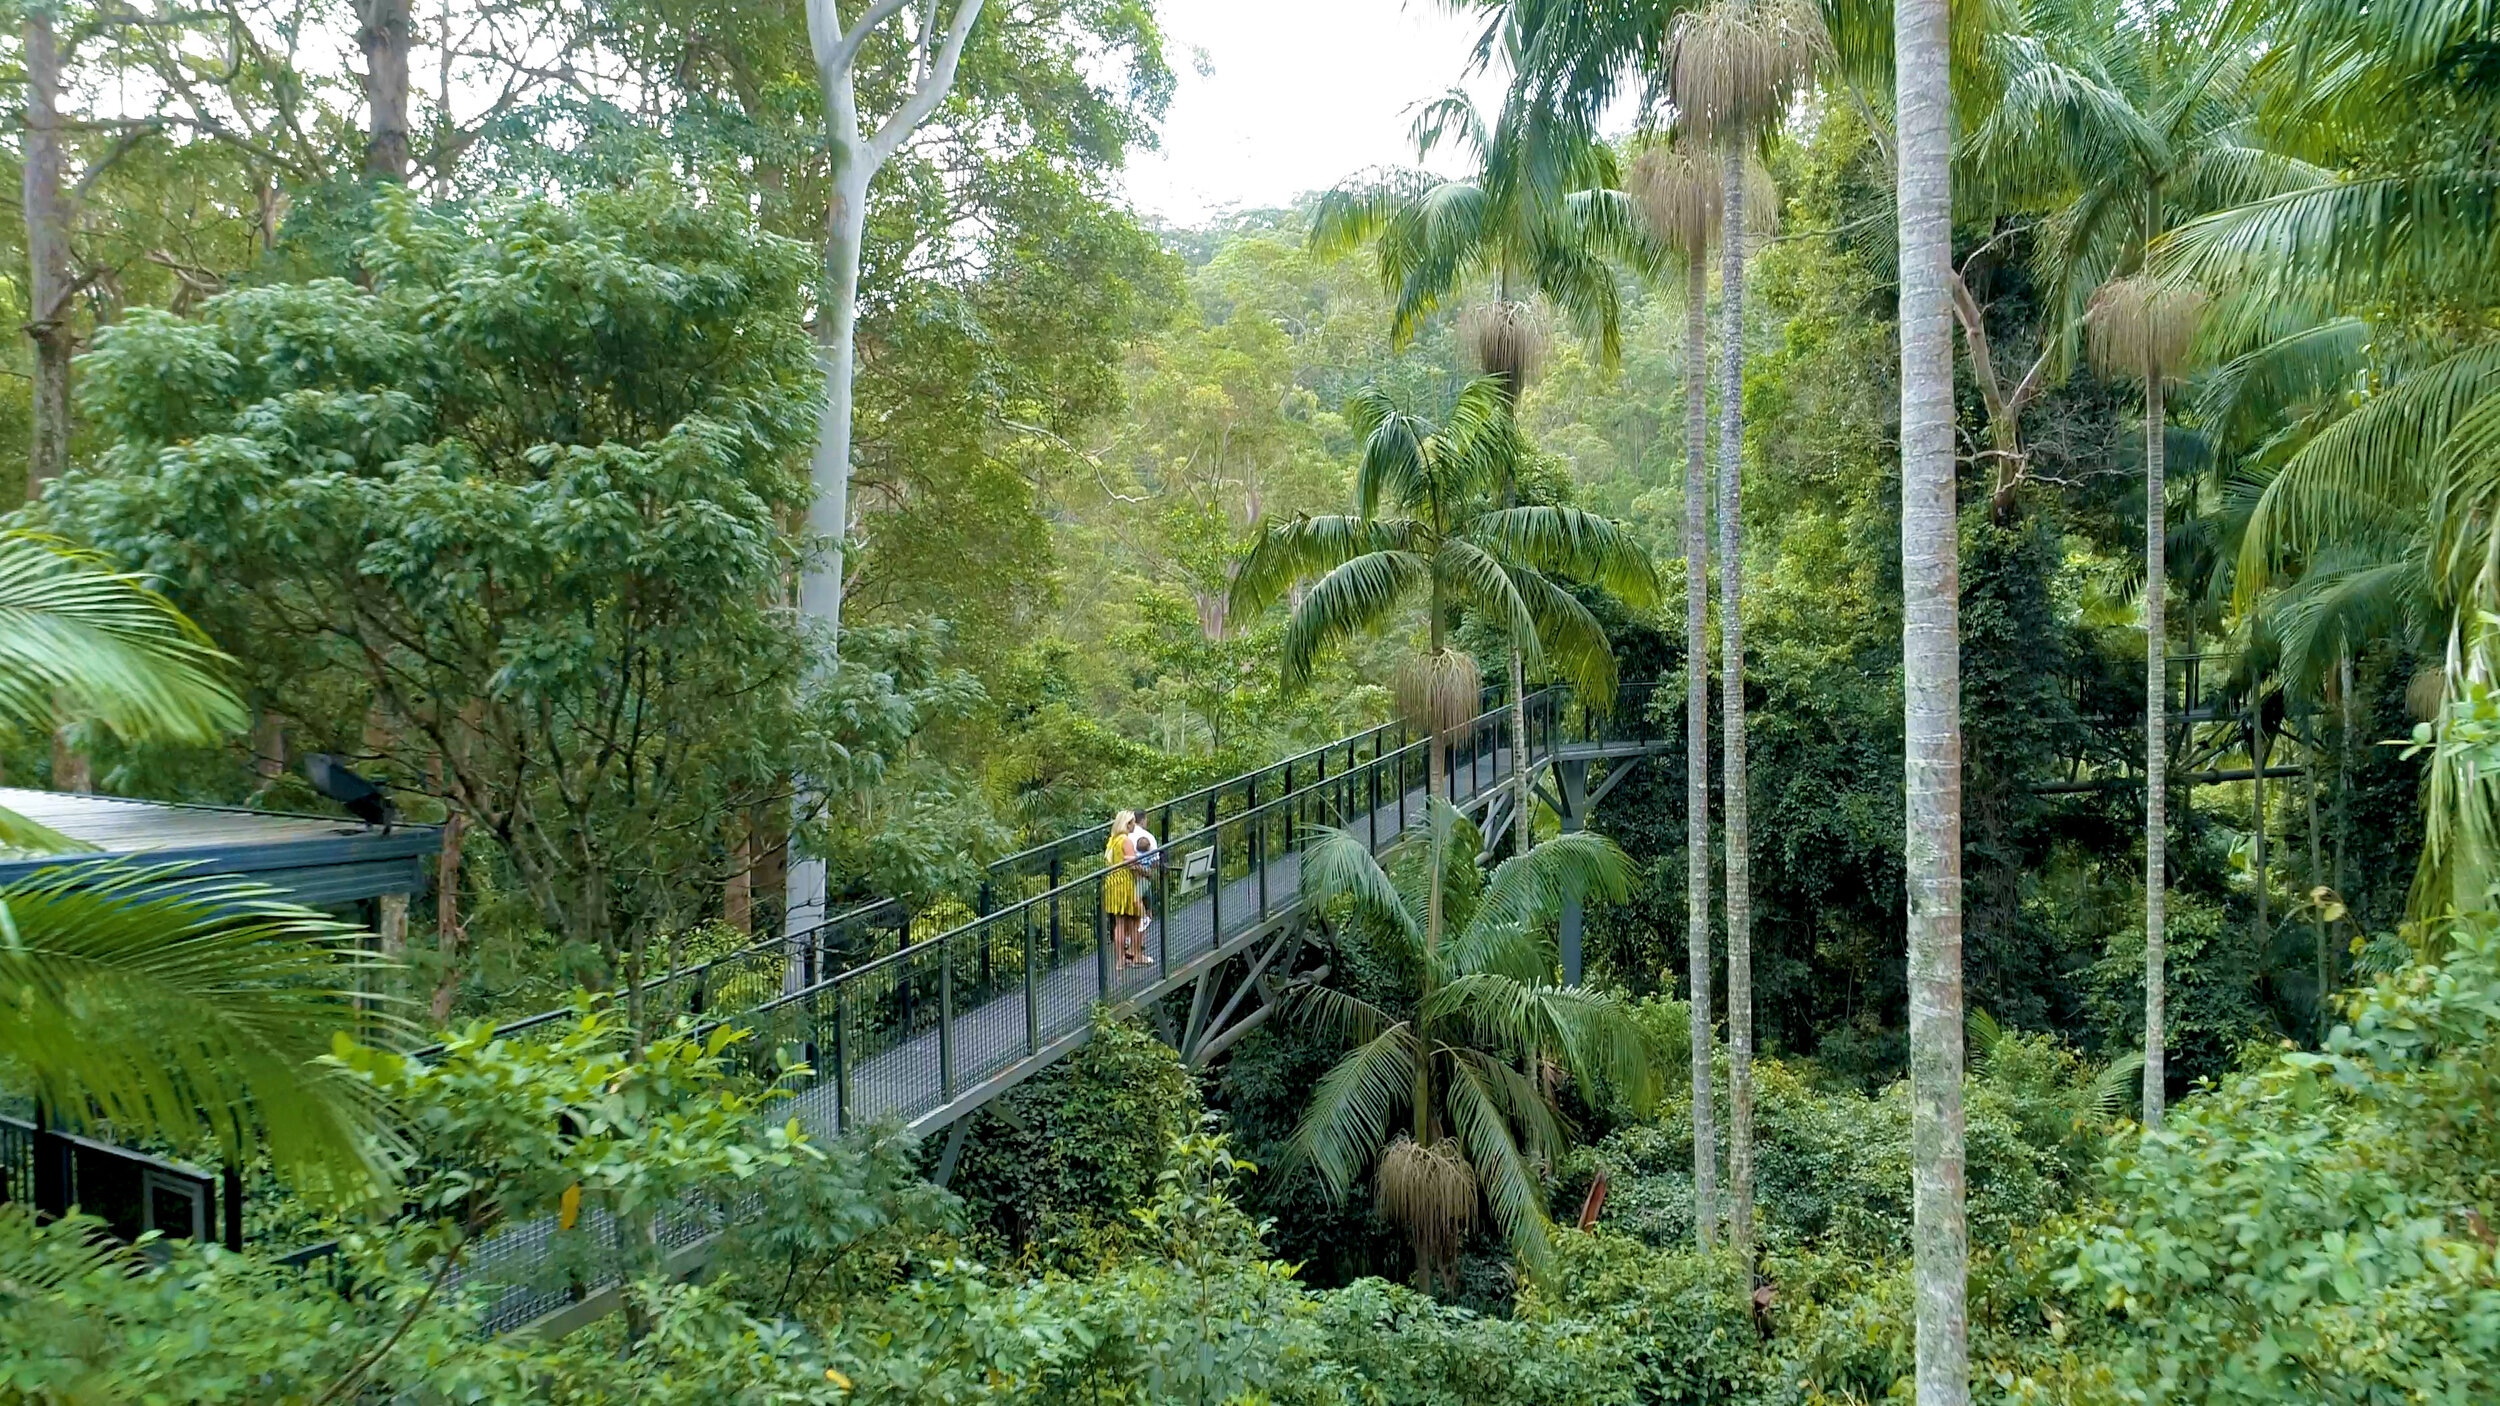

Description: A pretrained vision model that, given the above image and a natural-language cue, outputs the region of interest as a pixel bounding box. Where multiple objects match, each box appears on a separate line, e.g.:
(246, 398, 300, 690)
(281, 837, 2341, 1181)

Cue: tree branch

(866, 0, 983, 164)
(826, 0, 916, 70)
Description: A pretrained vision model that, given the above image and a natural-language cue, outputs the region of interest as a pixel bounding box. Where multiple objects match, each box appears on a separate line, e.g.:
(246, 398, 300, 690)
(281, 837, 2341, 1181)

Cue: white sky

(1120, 0, 1509, 226)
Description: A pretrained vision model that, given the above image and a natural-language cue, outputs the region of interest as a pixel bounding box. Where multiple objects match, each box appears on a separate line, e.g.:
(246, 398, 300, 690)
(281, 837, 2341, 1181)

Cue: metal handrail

(715, 680, 1658, 1062)
(445, 681, 1654, 1054)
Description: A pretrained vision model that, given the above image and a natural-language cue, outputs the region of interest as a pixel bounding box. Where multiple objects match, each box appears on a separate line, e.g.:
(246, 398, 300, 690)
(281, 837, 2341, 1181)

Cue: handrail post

(1398, 726, 1409, 831)
(1368, 744, 1381, 850)
(834, 982, 851, 1134)
(1024, 912, 1039, 1054)
(1049, 854, 1063, 963)
(1096, 878, 1111, 999)
(939, 937, 956, 1101)
(1210, 827, 1224, 941)
(1257, 802, 1271, 920)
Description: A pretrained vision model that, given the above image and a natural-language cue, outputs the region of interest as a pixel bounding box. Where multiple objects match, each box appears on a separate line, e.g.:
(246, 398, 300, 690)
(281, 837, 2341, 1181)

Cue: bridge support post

(1555, 758, 1591, 985)
(932, 1118, 972, 1190)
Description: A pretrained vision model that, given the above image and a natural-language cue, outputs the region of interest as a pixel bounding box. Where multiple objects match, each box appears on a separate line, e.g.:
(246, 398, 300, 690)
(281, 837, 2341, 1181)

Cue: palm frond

(1229, 512, 1417, 621)
(1311, 171, 1438, 262)
(2235, 345, 2500, 607)
(2262, 546, 2432, 699)
(0, 862, 400, 1191)
(1430, 975, 1659, 1115)
(1291, 1025, 1421, 1201)
(2157, 169, 2500, 302)
(1512, 569, 1625, 707)
(1443, 1051, 1553, 1267)
(1298, 822, 1421, 941)
(1289, 982, 1406, 1047)
(1281, 550, 1434, 685)
(0, 533, 244, 750)
(1466, 829, 1634, 943)
(1466, 505, 1663, 607)
(2086, 1048, 2147, 1120)
(1435, 538, 1543, 672)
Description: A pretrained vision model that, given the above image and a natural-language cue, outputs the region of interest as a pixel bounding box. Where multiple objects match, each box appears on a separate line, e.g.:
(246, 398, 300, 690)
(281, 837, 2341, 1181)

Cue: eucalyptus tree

(1663, 0, 1818, 1260)
(1311, 88, 1656, 860)
(1229, 378, 1658, 932)
(1629, 134, 1724, 1251)
(1897, 0, 1969, 1397)
(1290, 798, 1656, 1289)
(799, 0, 988, 638)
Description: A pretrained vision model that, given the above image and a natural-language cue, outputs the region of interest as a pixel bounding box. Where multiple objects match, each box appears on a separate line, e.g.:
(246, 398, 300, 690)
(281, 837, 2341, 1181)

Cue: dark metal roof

(0, 788, 436, 908)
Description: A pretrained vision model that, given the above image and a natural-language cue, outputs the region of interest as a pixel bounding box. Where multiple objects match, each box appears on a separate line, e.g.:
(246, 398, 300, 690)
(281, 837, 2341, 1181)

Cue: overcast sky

(1118, 0, 1507, 227)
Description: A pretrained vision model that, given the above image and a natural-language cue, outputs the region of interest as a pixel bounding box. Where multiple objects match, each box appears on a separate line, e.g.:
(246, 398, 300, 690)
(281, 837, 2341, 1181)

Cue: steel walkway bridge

(461, 682, 1669, 1333)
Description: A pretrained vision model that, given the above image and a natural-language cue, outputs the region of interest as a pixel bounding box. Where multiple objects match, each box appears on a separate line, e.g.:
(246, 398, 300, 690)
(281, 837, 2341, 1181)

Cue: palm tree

(0, 533, 388, 1187)
(1290, 797, 1656, 1287)
(1895, 0, 1969, 1397)
(1630, 134, 1724, 1252)
(2087, 275, 2205, 1128)
(1312, 88, 1657, 861)
(1665, 0, 1818, 1261)
(0, 865, 392, 1188)
(2158, 0, 2500, 913)
(1230, 377, 1661, 925)
(0, 533, 241, 848)
(1957, 0, 2313, 1126)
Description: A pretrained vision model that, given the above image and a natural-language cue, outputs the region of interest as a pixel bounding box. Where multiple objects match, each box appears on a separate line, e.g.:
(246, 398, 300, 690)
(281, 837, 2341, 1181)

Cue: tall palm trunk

(2251, 706, 2269, 947)
(1511, 647, 1531, 857)
(1682, 249, 1719, 1251)
(1896, 0, 1968, 1393)
(2142, 366, 2168, 1130)
(2305, 751, 2328, 1040)
(1718, 145, 1756, 1261)
(2332, 649, 2353, 1000)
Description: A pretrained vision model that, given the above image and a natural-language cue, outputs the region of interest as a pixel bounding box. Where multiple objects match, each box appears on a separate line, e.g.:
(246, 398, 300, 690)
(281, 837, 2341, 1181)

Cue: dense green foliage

(11, 0, 2500, 1394)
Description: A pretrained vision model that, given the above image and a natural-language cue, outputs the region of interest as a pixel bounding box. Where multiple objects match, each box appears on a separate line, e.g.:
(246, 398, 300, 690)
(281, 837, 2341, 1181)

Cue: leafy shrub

(946, 1006, 1203, 1260)
(1990, 912, 2500, 1403)
(1519, 1230, 1768, 1405)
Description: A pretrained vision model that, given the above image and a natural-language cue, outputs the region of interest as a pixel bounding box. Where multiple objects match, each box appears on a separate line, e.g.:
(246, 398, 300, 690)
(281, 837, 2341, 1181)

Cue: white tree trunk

(1682, 250, 1718, 1251)
(786, 0, 987, 949)
(783, 155, 868, 943)
(1897, 0, 1968, 1392)
(2143, 369, 2168, 1128)
(22, 11, 71, 501)
(1718, 144, 1756, 1263)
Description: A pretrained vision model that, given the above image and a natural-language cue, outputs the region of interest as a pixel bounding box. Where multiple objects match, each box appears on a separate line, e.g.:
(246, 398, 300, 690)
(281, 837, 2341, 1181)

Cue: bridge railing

(692, 680, 1662, 1135)
(465, 679, 1670, 1054)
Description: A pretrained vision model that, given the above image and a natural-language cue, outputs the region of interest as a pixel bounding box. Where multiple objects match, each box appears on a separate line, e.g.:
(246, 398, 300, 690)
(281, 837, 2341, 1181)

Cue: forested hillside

(1, 0, 2495, 1399)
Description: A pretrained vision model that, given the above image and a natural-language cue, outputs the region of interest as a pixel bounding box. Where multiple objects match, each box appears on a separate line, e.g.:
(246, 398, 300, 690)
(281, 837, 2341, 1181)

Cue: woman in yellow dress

(1103, 810, 1150, 968)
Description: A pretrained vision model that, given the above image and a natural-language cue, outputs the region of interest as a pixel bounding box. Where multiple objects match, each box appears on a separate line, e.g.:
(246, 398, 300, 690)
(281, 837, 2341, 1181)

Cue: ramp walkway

(463, 682, 1667, 1332)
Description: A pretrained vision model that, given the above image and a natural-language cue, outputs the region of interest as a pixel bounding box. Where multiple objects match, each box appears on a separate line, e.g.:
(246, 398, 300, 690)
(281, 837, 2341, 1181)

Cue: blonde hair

(1113, 809, 1137, 832)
